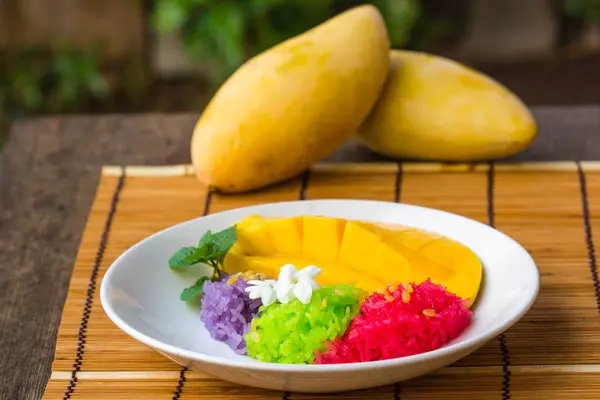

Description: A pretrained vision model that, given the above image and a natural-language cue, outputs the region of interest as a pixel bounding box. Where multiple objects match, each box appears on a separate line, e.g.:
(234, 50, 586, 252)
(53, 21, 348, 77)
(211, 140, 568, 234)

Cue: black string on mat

(172, 189, 214, 400)
(62, 166, 126, 400)
(394, 162, 403, 204)
(577, 162, 600, 313)
(392, 162, 403, 399)
(487, 162, 512, 400)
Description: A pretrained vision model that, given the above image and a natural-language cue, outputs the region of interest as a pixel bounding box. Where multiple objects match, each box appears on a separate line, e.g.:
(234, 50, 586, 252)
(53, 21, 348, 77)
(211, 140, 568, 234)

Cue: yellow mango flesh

(302, 216, 346, 262)
(234, 220, 275, 256)
(373, 241, 412, 286)
(384, 231, 480, 305)
(358, 50, 537, 161)
(224, 215, 482, 306)
(337, 221, 383, 272)
(226, 256, 384, 293)
(416, 237, 483, 302)
(191, 5, 390, 193)
(263, 217, 303, 257)
(390, 228, 442, 250)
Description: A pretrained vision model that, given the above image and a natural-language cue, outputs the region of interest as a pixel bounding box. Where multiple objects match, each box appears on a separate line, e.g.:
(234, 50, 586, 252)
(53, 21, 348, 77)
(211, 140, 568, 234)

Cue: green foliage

(169, 225, 237, 269)
(168, 246, 207, 269)
(0, 46, 110, 131)
(169, 225, 238, 301)
(152, 0, 425, 87)
(373, 0, 421, 47)
(560, 0, 600, 21)
(180, 276, 211, 301)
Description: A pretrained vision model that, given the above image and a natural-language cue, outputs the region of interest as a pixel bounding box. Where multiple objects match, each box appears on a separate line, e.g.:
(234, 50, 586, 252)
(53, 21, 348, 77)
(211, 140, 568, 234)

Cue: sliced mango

(240, 215, 269, 226)
(405, 251, 453, 284)
(390, 228, 442, 251)
(302, 216, 347, 262)
(263, 217, 303, 257)
(376, 235, 449, 286)
(416, 237, 482, 304)
(223, 251, 251, 275)
(233, 256, 282, 279)
(418, 237, 479, 272)
(320, 268, 384, 294)
(235, 216, 275, 256)
(228, 256, 384, 293)
(225, 216, 483, 307)
(338, 221, 382, 271)
(373, 241, 413, 286)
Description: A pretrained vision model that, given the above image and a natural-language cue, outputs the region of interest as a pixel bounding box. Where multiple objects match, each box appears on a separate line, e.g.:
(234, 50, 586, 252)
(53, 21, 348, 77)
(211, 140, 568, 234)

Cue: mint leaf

(180, 277, 210, 301)
(195, 225, 237, 266)
(170, 225, 239, 302)
(196, 230, 218, 260)
(197, 230, 214, 248)
(169, 246, 207, 269)
(213, 225, 237, 255)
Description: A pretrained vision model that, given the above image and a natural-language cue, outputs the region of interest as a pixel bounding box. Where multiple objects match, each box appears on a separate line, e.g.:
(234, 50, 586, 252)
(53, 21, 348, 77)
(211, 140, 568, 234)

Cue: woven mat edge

(101, 161, 600, 177)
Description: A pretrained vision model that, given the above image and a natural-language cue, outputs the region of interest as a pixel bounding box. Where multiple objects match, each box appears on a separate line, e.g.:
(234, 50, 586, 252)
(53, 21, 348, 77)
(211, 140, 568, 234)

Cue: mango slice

(374, 242, 412, 285)
(224, 255, 281, 279)
(390, 228, 442, 251)
(235, 220, 275, 256)
(224, 216, 483, 307)
(338, 221, 383, 271)
(223, 251, 253, 275)
(302, 216, 347, 262)
(228, 256, 384, 294)
(416, 237, 483, 303)
(263, 217, 303, 257)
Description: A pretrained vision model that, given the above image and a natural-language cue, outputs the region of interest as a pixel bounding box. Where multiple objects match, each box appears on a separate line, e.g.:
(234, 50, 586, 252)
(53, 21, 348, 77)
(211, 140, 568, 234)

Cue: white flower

(275, 264, 321, 305)
(244, 279, 278, 306)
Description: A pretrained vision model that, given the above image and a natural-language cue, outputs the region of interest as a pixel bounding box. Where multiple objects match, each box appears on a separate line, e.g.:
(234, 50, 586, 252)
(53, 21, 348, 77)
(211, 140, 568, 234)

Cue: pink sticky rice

(316, 279, 473, 364)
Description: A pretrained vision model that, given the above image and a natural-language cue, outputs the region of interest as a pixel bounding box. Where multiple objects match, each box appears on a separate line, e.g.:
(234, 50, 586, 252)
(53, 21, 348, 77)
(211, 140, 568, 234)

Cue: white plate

(100, 199, 539, 393)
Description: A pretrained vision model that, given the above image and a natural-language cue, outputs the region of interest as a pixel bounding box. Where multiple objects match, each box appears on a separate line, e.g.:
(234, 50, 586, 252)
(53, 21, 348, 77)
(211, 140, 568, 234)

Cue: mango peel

(357, 50, 537, 161)
(190, 7, 536, 193)
(191, 5, 390, 193)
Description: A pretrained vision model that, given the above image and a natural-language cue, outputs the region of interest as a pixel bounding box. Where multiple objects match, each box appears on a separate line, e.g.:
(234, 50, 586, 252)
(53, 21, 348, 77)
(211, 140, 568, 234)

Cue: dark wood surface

(1, 106, 599, 400)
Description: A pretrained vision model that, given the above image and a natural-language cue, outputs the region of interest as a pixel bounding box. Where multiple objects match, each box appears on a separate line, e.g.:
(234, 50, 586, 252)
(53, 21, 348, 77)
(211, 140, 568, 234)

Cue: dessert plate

(100, 199, 539, 393)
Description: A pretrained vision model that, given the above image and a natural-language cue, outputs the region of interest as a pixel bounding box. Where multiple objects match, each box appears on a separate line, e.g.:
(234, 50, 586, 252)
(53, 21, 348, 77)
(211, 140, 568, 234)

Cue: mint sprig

(168, 246, 207, 269)
(180, 277, 211, 301)
(169, 225, 237, 301)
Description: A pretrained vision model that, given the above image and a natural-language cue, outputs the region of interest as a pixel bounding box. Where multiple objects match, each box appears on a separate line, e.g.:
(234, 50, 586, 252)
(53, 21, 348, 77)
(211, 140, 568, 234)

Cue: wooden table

(1, 106, 600, 400)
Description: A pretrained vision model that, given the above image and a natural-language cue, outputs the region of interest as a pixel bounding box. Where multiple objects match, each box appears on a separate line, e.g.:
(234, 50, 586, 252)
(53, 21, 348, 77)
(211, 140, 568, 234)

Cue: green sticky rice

(245, 285, 366, 364)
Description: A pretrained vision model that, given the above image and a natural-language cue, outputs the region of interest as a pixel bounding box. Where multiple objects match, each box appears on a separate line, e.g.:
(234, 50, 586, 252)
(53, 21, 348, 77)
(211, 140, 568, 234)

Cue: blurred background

(1, 0, 600, 148)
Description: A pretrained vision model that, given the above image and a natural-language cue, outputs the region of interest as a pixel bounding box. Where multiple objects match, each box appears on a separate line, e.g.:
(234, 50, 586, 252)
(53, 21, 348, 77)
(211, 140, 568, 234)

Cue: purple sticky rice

(200, 273, 262, 354)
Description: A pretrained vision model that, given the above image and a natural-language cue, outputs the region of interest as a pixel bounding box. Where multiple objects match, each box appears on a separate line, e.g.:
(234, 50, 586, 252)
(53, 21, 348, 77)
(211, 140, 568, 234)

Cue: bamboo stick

(101, 161, 600, 177)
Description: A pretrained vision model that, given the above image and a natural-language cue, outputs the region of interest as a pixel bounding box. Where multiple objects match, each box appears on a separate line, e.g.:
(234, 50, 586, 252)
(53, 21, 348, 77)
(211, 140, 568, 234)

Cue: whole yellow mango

(357, 50, 537, 161)
(191, 5, 390, 192)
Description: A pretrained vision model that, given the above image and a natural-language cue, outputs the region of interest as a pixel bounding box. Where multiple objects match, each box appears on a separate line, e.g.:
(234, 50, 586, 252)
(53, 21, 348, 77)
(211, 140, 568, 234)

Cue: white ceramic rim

(100, 199, 539, 373)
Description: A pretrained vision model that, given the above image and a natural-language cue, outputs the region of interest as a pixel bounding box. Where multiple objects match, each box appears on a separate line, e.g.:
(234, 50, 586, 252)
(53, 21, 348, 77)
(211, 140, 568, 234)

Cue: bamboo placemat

(43, 161, 600, 400)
